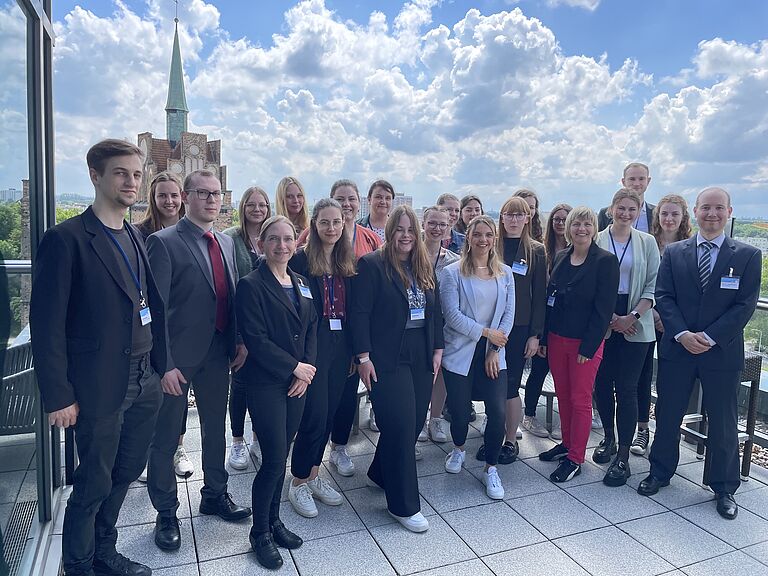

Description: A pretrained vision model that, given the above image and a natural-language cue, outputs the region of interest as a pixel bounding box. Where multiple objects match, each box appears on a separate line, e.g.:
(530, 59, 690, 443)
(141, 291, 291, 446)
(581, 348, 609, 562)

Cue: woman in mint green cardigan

(223, 186, 271, 469)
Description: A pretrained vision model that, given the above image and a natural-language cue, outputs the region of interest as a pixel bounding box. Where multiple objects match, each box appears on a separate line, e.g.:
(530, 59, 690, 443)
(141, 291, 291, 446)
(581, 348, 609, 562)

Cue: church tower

(165, 18, 188, 147)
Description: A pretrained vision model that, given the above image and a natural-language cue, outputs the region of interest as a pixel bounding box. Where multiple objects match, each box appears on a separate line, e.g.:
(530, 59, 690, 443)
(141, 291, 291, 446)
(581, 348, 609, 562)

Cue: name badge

(547, 295, 556, 307)
(410, 307, 425, 321)
(511, 261, 528, 276)
(139, 306, 152, 326)
(329, 318, 343, 331)
(720, 276, 740, 290)
(299, 285, 313, 299)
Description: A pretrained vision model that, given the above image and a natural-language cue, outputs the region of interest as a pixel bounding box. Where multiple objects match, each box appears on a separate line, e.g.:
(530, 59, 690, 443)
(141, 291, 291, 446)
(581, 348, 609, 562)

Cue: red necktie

(204, 231, 229, 332)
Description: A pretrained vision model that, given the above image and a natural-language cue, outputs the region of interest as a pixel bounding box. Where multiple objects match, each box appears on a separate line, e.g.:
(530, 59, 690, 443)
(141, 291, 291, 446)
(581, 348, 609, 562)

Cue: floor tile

(199, 551, 299, 575)
(410, 559, 495, 576)
(417, 469, 489, 512)
(191, 513, 253, 561)
(325, 452, 375, 492)
(370, 515, 475, 575)
(554, 525, 674, 576)
(344, 486, 436, 528)
(742, 540, 768, 566)
(680, 550, 768, 576)
(0, 470, 25, 504)
(292, 529, 396, 576)
(435, 436, 486, 470)
(117, 484, 191, 527)
(626, 473, 715, 510)
(509, 489, 610, 539)
(153, 565, 200, 576)
(618, 511, 734, 567)
(515, 435, 558, 460)
(184, 447, 257, 478)
(675, 501, 768, 548)
(468, 460, 560, 501)
(442, 501, 546, 556)
(417, 443, 457, 477)
(565, 482, 667, 523)
(279, 496, 365, 542)
(187, 471, 255, 516)
(0, 443, 34, 472)
(116, 521, 197, 569)
(737, 486, 768, 520)
(483, 541, 590, 576)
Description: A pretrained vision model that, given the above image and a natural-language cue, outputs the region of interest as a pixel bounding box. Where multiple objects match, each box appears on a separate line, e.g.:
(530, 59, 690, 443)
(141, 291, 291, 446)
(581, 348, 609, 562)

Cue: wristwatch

(630, 310, 641, 320)
(489, 344, 501, 352)
(354, 356, 371, 365)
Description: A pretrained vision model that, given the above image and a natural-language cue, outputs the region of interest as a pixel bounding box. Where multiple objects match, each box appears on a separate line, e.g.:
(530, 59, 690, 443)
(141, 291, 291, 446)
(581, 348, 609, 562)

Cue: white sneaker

(308, 476, 343, 506)
(428, 418, 448, 443)
(418, 420, 429, 442)
(444, 448, 465, 474)
(550, 426, 562, 440)
(415, 446, 423, 461)
(228, 441, 249, 470)
(389, 510, 429, 533)
(173, 446, 194, 478)
(484, 466, 505, 500)
(479, 414, 487, 435)
(516, 426, 523, 440)
(137, 466, 148, 483)
(329, 446, 355, 477)
(369, 409, 379, 432)
(521, 415, 549, 438)
(288, 482, 318, 518)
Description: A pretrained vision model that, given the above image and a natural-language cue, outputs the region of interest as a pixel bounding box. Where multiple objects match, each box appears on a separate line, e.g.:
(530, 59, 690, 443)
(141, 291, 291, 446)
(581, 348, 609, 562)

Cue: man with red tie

(146, 169, 250, 551)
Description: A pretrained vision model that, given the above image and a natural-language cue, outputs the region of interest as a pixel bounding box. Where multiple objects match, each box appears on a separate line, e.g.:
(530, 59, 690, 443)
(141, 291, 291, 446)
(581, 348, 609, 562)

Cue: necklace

(477, 266, 488, 269)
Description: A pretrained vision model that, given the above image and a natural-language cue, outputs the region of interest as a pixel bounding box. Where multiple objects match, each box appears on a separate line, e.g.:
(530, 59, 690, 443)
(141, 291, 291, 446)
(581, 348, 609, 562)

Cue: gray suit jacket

(438, 262, 516, 376)
(147, 217, 239, 369)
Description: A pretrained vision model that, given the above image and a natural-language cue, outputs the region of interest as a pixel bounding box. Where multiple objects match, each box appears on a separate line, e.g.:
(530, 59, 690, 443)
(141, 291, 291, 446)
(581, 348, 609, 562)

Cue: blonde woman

(276, 176, 310, 234)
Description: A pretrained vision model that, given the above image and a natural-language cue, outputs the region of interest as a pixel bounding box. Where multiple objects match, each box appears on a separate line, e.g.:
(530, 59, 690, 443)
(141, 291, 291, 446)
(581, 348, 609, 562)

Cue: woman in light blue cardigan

(438, 216, 515, 500)
(593, 189, 660, 487)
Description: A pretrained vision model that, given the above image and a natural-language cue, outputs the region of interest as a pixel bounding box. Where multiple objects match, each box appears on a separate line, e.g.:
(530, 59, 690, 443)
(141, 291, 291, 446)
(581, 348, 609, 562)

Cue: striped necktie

(698, 241, 715, 289)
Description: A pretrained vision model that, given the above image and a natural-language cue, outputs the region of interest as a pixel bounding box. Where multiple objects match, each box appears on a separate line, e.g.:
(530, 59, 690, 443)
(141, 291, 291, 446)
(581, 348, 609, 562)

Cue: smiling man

(598, 163, 656, 232)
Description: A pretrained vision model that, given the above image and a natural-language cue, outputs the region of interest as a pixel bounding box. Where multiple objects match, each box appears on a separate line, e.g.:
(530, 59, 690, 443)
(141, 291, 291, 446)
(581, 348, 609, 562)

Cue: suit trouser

(504, 325, 529, 399)
(367, 329, 432, 518)
(636, 335, 661, 423)
(524, 354, 550, 418)
(649, 358, 741, 494)
(330, 372, 359, 446)
(63, 355, 162, 575)
(148, 333, 230, 515)
(229, 372, 256, 438)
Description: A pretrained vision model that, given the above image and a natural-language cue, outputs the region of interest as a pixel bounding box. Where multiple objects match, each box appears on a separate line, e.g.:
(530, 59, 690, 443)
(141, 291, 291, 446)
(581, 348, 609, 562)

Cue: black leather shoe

(498, 441, 519, 465)
(154, 514, 181, 551)
(93, 552, 151, 576)
(716, 493, 738, 520)
(538, 443, 568, 462)
(603, 456, 630, 487)
(271, 520, 303, 549)
(199, 492, 252, 521)
(475, 444, 486, 461)
(636, 474, 670, 496)
(592, 439, 617, 464)
(250, 531, 283, 570)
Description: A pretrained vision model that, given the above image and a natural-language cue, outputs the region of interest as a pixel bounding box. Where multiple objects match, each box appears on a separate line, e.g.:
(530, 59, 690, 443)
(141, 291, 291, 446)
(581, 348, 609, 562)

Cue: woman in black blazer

(236, 215, 318, 570)
(351, 205, 444, 533)
(538, 207, 619, 483)
(287, 199, 355, 519)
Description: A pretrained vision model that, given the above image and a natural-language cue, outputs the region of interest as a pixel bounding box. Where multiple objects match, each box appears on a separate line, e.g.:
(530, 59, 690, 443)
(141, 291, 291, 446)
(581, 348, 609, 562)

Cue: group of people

(29, 140, 762, 576)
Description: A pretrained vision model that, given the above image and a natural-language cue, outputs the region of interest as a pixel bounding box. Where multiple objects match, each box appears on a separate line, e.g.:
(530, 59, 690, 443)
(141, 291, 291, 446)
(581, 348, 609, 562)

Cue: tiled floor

(49, 399, 768, 576)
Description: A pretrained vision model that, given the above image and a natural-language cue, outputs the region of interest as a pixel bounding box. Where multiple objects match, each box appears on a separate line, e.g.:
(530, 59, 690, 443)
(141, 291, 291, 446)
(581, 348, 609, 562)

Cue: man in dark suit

(598, 163, 656, 232)
(31, 139, 166, 576)
(146, 169, 250, 551)
(637, 187, 762, 519)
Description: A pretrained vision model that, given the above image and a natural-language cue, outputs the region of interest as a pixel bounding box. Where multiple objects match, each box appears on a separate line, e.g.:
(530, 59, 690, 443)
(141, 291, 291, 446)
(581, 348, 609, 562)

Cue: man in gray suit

(146, 169, 250, 551)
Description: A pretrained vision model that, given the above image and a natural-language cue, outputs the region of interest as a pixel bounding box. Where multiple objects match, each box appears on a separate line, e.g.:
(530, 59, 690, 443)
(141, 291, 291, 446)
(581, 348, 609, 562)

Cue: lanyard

(352, 223, 357, 246)
(102, 224, 146, 307)
(324, 274, 337, 318)
(433, 248, 441, 271)
(608, 228, 631, 267)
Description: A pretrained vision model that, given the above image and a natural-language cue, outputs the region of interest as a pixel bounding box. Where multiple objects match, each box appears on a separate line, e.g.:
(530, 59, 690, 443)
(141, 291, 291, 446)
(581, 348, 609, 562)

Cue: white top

(469, 276, 497, 327)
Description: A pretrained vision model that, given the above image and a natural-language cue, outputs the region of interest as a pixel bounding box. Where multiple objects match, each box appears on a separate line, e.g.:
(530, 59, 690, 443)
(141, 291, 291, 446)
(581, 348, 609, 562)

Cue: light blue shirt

(696, 231, 725, 276)
(633, 202, 649, 233)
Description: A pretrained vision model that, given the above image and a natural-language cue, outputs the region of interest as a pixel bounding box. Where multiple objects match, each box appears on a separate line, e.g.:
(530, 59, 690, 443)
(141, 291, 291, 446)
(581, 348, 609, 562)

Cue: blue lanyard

(352, 223, 357, 246)
(102, 224, 146, 306)
(608, 228, 631, 267)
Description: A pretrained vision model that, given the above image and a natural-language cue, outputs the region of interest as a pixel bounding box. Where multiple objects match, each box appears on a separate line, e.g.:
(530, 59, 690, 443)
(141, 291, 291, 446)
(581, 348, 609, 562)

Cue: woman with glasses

(358, 180, 394, 242)
(454, 194, 483, 235)
(223, 187, 272, 470)
(436, 193, 465, 253)
(513, 189, 544, 242)
(276, 176, 310, 234)
(287, 199, 356, 518)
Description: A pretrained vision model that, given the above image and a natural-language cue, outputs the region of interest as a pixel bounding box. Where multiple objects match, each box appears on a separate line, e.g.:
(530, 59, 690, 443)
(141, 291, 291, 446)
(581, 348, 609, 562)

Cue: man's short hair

(623, 162, 650, 177)
(183, 169, 219, 191)
(696, 187, 732, 208)
(86, 139, 144, 175)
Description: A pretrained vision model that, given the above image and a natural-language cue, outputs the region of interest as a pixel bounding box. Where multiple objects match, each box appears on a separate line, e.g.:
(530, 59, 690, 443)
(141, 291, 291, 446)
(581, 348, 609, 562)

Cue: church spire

(165, 16, 188, 147)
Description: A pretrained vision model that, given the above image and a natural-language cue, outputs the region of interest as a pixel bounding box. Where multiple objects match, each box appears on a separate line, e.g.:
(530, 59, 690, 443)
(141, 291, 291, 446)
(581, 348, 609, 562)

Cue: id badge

(720, 276, 740, 290)
(299, 285, 313, 299)
(511, 261, 528, 276)
(329, 318, 343, 331)
(410, 307, 425, 321)
(139, 306, 152, 326)
(547, 295, 556, 307)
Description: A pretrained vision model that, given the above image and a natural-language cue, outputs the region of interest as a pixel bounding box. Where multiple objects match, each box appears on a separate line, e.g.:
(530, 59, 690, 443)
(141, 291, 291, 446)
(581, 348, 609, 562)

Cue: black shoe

(592, 439, 617, 464)
(469, 403, 477, 422)
(538, 443, 568, 462)
(498, 441, 519, 465)
(199, 492, 252, 521)
(636, 474, 670, 496)
(603, 456, 630, 487)
(154, 514, 181, 551)
(250, 531, 283, 570)
(716, 493, 738, 520)
(475, 444, 486, 461)
(271, 520, 302, 549)
(550, 458, 581, 483)
(93, 552, 151, 576)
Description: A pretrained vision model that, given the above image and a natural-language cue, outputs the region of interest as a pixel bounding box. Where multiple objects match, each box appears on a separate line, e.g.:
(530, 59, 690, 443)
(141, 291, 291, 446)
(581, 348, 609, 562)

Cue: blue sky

(2, 0, 767, 214)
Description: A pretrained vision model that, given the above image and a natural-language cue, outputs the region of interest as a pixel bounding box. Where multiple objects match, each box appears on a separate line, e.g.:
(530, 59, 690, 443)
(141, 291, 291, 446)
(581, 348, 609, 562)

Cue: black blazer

(598, 203, 655, 232)
(350, 251, 444, 373)
(543, 242, 620, 358)
(236, 263, 318, 385)
(505, 241, 547, 338)
(656, 235, 761, 371)
(30, 207, 168, 416)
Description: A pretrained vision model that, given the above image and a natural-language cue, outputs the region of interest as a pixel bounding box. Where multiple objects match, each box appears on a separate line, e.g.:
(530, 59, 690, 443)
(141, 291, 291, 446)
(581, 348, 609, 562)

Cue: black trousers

(148, 333, 230, 515)
(593, 331, 650, 447)
(649, 359, 741, 494)
(504, 325, 529, 399)
(444, 339, 507, 465)
(330, 372, 359, 446)
(291, 323, 349, 478)
(524, 354, 549, 417)
(229, 372, 256, 438)
(248, 379, 305, 534)
(636, 334, 661, 422)
(367, 329, 432, 517)
(63, 355, 162, 575)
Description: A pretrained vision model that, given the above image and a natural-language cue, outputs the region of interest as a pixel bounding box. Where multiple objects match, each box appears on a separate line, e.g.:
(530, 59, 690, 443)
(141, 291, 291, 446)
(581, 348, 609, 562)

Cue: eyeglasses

(552, 218, 567, 224)
(502, 212, 527, 221)
(425, 221, 449, 230)
(317, 219, 344, 229)
(187, 188, 222, 201)
(245, 202, 268, 210)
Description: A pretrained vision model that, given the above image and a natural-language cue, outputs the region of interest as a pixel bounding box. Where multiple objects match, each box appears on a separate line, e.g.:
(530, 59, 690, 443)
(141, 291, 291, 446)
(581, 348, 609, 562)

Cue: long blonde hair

(382, 205, 435, 291)
(497, 196, 542, 274)
(139, 171, 185, 232)
(460, 215, 505, 278)
(275, 176, 310, 233)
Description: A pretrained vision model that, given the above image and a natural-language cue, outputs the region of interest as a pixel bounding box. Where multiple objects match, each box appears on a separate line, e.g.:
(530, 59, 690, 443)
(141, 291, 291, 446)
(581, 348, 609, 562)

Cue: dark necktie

(698, 241, 714, 290)
(204, 231, 229, 332)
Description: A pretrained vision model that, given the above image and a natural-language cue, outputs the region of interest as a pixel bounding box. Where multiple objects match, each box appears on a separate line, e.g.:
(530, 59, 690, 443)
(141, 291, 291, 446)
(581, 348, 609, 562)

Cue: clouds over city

(3, 0, 767, 213)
